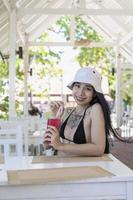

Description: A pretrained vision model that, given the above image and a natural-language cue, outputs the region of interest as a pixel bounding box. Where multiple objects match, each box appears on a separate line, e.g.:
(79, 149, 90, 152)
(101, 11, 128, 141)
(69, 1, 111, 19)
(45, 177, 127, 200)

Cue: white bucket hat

(67, 67, 102, 93)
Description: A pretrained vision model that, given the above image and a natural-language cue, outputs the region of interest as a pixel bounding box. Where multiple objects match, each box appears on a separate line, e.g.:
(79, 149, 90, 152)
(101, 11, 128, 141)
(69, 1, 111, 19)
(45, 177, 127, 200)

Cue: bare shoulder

(91, 103, 102, 111)
(86, 103, 102, 116)
(91, 103, 104, 120)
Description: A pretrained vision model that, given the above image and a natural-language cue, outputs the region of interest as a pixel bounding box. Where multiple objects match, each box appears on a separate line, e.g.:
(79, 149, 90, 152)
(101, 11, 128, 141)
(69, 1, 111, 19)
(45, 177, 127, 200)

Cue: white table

(0, 154, 133, 200)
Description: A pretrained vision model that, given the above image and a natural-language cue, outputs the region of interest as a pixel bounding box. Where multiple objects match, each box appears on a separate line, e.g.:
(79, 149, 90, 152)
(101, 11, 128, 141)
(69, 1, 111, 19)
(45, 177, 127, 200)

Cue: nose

(78, 87, 85, 95)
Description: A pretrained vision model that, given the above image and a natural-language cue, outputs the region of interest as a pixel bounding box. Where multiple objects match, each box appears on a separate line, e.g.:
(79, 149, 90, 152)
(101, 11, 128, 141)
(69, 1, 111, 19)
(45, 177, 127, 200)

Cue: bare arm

(45, 104, 106, 156)
(58, 104, 106, 156)
(89, 103, 106, 155)
(49, 101, 64, 118)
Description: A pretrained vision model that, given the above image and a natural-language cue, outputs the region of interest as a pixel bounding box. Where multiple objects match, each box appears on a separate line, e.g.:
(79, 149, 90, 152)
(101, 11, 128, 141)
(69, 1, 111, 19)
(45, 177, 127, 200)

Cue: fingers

(44, 125, 62, 150)
(44, 126, 60, 147)
(44, 134, 51, 143)
(49, 101, 64, 118)
(50, 101, 64, 110)
(47, 125, 58, 132)
(56, 105, 64, 118)
(44, 126, 59, 142)
(44, 129, 52, 144)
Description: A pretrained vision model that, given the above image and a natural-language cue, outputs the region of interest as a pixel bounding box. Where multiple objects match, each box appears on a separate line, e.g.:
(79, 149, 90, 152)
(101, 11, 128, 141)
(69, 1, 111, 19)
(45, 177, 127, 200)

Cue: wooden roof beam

(2, 0, 11, 12)
(120, 29, 133, 45)
(18, 8, 133, 17)
(28, 41, 116, 47)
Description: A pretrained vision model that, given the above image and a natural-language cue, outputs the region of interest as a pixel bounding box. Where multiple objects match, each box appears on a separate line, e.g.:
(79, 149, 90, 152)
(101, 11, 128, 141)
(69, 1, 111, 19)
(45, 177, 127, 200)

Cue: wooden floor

(110, 139, 133, 170)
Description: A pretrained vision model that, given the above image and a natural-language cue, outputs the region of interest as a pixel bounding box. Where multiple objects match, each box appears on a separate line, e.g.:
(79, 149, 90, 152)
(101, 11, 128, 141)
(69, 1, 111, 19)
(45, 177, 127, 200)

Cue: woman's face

(72, 82, 94, 106)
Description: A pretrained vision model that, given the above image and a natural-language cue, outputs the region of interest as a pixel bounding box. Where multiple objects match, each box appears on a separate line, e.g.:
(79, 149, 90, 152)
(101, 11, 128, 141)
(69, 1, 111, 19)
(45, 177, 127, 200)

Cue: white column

(115, 48, 123, 127)
(70, 1, 76, 45)
(23, 34, 30, 155)
(9, 1, 17, 119)
(70, 16, 76, 45)
(23, 33, 29, 117)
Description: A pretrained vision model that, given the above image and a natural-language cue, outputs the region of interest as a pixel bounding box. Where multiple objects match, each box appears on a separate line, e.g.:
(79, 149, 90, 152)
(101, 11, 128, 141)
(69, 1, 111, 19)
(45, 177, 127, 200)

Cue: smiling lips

(75, 96, 86, 101)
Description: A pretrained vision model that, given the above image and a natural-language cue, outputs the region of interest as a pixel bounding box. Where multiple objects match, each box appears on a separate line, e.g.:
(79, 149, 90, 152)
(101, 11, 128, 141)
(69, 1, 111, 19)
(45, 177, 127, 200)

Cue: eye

(74, 83, 80, 88)
(86, 87, 93, 91)
(85, 85, 93, 91)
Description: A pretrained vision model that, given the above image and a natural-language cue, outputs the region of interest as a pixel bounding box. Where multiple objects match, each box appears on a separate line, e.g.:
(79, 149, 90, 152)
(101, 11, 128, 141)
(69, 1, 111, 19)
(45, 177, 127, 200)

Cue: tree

(49, 16, 133, 106)
(0, 60, 9, 119)
(51, 17, 116, 96)
(0, 16, 132, 119)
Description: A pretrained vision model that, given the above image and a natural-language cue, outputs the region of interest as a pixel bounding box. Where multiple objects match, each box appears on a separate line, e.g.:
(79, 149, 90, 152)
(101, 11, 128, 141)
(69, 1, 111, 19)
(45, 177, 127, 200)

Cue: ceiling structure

(1, 0, 133, 62)
(0, 0, 133, 63)
(0, 0, 133, 126)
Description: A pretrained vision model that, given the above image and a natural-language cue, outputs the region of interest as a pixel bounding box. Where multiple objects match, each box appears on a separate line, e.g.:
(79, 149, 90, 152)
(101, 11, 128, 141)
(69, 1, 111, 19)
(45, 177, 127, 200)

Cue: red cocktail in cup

(47, 118, 61, 129)
(45, 118, 61, 144)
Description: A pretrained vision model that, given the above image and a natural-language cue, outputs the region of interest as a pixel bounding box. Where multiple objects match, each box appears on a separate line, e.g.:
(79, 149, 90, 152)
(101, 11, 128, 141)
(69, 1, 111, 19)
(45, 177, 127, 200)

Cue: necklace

(64, 107, 86, 141)
(69, 112, 82, 129)
(74, 106, 88, 115)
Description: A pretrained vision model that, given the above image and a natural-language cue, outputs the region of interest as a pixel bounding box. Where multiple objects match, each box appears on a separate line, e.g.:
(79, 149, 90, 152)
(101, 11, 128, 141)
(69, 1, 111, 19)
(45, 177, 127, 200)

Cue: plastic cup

(47, 118, 61, 129)
(44, 118, 61, 156)
(45, 118, 61, 145)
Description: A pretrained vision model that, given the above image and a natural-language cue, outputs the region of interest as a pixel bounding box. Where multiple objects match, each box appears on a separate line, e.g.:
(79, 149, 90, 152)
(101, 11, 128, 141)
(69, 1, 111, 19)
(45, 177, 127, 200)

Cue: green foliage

(0, 61, 9, 118)
(122, 70, 133, 106)
(53, 16, 109, 68)
(0, 96, 9, 119)
(54, 16, 71, 40)
(16, 58, 24, 80)
(51, 16, 132, 106)
(74, 17, 110, 68)
(0, 58, 25, 119)
(29, 47, 62, 78)
(75, 16, 102, 42)
(0, 61, 9, 78)
(76, 47, 107, 66)
(37, 32, 49, 41)
(0, 16, 133, 120)
(27, 46, 62, 105)
(53, 16, 103, 42)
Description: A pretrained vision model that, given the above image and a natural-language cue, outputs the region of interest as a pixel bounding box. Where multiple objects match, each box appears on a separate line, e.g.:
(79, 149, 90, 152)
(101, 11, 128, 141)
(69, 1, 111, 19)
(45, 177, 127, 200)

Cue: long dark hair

(90, 91, 113, 153)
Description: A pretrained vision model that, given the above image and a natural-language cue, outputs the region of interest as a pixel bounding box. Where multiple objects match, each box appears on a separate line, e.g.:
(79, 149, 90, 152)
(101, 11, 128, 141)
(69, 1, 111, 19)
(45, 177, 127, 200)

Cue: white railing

(0, 126, 23, 158)
(0, 116, 47, 156)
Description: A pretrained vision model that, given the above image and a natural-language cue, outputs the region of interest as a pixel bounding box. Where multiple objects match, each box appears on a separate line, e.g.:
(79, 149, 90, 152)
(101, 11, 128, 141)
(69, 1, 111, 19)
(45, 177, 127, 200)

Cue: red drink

(47, 118, 61, 130)
(45, 118, 61, 144)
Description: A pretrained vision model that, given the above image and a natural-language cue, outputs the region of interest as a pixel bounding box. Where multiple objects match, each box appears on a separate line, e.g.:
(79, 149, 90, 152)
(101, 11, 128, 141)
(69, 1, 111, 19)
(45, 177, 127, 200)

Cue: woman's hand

(44, 125, 63, 150)
(49, 101, 64, 118)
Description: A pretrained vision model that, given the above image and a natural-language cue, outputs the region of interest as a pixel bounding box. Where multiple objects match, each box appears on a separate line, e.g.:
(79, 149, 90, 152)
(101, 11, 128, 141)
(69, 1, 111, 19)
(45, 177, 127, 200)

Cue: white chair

(0, 117, 46, 156)
(26, 116, 46, 155)
(0, 126, 23, 157)
(0, 119, 29, 156)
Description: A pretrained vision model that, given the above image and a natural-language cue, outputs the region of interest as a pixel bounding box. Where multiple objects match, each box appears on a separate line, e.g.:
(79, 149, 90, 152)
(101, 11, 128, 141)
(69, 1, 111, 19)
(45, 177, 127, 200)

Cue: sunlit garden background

(0, 16, 133, 119)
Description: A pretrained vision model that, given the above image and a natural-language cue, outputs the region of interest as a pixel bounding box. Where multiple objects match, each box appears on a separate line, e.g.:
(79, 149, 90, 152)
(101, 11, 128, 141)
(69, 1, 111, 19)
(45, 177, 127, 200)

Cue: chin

(76, 101, 88, 106)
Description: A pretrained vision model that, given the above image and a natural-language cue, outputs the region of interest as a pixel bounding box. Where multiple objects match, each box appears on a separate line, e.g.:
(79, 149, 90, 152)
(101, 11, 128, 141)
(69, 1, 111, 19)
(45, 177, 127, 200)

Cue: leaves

(0, 16, 133, 119)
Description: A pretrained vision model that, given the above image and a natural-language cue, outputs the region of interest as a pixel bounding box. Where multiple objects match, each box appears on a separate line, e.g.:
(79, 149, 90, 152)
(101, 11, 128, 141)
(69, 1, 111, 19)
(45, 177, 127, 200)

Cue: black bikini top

(60, 107, 109, 153)
(60, 108, 87, 144)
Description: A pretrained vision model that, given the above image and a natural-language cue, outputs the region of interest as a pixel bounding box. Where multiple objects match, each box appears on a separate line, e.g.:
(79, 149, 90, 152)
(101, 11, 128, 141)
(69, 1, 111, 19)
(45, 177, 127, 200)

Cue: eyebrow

(85, 84, 93, 87)
(74, 82, 94, 88)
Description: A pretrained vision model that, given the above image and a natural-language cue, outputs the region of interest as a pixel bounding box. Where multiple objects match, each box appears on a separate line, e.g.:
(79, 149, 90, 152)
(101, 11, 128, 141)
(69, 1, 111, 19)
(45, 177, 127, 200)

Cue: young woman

(44, 67, 113, 156)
